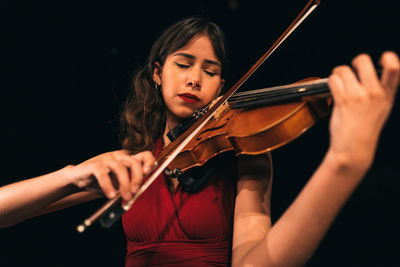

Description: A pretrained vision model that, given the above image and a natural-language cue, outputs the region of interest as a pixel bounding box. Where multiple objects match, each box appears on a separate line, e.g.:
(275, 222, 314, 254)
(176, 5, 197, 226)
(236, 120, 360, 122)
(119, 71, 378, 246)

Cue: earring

(155, 83, 161, 91)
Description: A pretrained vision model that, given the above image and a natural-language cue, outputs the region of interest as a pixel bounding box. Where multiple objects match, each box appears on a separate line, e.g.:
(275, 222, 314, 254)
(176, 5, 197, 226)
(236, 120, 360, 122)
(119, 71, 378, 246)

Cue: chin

(176, 107, 197, 118)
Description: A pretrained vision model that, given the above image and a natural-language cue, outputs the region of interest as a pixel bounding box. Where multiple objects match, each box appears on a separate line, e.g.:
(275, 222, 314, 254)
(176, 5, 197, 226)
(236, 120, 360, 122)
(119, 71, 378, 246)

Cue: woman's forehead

(172, 35, 219, 62)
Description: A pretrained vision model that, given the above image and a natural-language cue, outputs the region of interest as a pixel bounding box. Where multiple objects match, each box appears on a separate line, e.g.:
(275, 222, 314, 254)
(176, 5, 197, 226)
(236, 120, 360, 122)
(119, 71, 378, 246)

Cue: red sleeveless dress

(122, 138, 236, 266)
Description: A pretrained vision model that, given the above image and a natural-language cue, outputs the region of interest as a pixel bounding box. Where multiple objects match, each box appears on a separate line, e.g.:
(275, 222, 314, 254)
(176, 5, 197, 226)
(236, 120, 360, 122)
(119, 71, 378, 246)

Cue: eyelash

(205, 70, 216, 77)
(175, 63, 217, 77)
(176, 63, 189, 69)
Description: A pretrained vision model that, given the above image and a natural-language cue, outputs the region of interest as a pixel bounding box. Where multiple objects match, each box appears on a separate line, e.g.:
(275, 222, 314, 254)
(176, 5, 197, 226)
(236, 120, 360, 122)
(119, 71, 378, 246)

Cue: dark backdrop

(1, 1, 399, 266)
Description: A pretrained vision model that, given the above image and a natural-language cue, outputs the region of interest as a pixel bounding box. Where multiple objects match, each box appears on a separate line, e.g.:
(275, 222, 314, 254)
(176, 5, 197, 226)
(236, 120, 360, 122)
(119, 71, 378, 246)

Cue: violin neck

(229, 78, 329, 109)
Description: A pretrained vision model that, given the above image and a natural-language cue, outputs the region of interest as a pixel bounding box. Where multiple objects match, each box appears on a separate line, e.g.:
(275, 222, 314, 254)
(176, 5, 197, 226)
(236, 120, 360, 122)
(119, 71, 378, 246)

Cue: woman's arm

(232, 51, 400, 267)
(232, 153, 273, 266)
(0, 150, 155, 228)
(0, 166, 88, 228)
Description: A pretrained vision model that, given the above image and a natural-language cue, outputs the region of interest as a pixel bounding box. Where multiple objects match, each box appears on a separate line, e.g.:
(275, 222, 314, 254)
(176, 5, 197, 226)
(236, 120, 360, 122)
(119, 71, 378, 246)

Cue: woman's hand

(66, 150, 156, 201)
(327, 51, 400, 170)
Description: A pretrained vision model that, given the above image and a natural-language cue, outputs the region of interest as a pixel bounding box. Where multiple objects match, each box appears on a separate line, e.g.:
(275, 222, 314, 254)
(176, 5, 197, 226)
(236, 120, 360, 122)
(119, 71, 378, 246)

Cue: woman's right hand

(65, 150, 156, 201)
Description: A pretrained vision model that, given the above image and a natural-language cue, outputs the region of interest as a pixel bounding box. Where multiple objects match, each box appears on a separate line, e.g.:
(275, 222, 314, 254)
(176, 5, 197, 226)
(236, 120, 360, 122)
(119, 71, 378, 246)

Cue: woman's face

(153, 34, 225, 127)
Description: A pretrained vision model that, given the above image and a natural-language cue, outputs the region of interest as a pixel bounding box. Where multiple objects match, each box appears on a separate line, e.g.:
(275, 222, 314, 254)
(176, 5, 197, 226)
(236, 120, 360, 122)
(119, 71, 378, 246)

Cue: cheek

(162, 67, 183, 87)
(203, 81, 221, 101)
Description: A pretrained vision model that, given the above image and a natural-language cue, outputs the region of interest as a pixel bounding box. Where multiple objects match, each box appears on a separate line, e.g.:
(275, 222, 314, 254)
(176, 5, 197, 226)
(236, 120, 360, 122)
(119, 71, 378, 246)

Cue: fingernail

(132, 185, 139, 192)
(144, 166, 150, 174)
(124, 192, 132, 200)
(108, 191, 116, 198)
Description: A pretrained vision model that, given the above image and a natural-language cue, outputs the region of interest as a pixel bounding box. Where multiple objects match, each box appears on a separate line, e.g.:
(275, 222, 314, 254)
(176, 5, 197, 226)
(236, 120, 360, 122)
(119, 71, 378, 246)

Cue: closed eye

(176, 62, 217, 77)
(204, 70, 217, 77)
(175, 63, 190, 69)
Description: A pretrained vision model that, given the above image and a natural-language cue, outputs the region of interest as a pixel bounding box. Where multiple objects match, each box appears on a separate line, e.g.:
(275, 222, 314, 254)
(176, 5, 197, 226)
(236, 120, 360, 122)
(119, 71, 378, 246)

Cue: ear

(217, 79, 225, 96)
(153, 62, 162, 85)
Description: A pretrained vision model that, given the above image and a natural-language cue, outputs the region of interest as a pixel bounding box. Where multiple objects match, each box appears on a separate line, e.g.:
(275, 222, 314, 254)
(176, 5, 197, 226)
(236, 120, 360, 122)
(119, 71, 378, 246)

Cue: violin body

(169, 94, 331, 172)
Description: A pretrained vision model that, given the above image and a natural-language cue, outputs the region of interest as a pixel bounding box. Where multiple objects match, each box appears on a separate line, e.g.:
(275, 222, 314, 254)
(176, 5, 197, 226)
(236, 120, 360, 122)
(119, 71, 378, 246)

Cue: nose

(186, 67, 201, 89)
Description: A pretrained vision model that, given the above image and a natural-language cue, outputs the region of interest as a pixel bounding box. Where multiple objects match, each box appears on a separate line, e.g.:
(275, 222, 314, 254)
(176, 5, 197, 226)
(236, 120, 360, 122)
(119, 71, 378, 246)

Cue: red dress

(122, 138, 236, 266)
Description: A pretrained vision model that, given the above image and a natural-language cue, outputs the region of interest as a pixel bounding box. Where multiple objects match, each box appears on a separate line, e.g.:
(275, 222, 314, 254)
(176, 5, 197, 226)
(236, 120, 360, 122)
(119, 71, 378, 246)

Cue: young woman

(0, 17, 399, 266)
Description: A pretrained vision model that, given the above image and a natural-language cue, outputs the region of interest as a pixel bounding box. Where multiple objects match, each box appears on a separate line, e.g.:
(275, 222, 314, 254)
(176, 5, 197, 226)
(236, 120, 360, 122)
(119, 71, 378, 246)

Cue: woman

(0, 17, 399, 266)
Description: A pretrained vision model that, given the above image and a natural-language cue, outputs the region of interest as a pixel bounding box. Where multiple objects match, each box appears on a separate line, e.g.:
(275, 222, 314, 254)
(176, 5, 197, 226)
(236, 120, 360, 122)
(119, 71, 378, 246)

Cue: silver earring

(155, 84, 161, 91)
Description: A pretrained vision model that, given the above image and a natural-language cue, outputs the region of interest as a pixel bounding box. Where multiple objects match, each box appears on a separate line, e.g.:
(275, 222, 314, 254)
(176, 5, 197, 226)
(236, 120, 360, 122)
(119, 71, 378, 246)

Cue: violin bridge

(210, 96, 230, 120)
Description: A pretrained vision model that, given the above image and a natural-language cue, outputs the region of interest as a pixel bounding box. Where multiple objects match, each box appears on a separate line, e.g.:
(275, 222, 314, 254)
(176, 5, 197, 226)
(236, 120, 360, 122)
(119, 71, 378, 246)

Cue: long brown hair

(120, 16, 228, 153)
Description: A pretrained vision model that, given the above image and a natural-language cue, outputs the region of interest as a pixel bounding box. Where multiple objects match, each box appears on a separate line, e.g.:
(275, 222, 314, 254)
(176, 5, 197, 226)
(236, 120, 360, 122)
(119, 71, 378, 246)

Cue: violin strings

(229, 78, 329, 102)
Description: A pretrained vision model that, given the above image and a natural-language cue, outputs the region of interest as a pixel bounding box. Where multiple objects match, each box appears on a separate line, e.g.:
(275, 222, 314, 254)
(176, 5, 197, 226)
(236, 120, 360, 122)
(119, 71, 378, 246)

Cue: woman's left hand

(327, 51, 400, 169)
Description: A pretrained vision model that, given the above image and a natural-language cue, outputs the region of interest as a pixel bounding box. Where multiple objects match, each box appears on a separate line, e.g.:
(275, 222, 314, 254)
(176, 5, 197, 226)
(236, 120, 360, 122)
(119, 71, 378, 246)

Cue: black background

(1, 0, 399, 266)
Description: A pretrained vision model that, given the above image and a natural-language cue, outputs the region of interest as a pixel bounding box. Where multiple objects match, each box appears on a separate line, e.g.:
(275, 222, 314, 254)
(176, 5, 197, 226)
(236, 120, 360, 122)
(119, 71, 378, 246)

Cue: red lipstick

(178, 93, 200, 103)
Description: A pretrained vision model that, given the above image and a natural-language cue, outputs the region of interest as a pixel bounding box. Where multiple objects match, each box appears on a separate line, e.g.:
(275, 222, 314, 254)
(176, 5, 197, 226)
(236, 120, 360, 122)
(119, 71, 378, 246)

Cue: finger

(113, 150, 154, 173)
(127, 158, 143, 193)
(380, 51, 400, 96)
(134, 151, 157, 175)
(92, 164, 117, 199)
(332, 65, 361, 96)
(107, 160, 132, 200)
(328, 73, 346, 105)
(352, 53, 380, 91)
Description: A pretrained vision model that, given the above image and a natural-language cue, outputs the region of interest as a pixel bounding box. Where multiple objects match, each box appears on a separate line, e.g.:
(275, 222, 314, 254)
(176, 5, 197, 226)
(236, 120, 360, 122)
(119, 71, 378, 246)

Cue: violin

(167, 77, 331, 173)
(77, 0, 326, 232)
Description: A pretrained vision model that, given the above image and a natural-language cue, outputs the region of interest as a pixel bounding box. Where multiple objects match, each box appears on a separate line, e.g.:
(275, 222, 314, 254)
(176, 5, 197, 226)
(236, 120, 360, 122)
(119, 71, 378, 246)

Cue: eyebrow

(173, 52, 222, 68)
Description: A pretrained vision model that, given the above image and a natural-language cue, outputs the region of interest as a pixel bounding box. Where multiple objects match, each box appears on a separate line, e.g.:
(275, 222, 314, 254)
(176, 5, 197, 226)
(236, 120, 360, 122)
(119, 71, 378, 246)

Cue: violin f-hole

(196, 117, 230, 141)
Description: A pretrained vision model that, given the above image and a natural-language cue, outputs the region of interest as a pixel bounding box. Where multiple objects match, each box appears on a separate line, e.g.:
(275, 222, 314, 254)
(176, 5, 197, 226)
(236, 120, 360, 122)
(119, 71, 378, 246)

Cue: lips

(178, 93, 200, 103)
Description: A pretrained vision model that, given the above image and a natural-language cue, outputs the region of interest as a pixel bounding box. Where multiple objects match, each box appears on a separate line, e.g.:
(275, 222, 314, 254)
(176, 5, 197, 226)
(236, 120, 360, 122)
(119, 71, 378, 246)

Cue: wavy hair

(120, 16, 227, 153)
